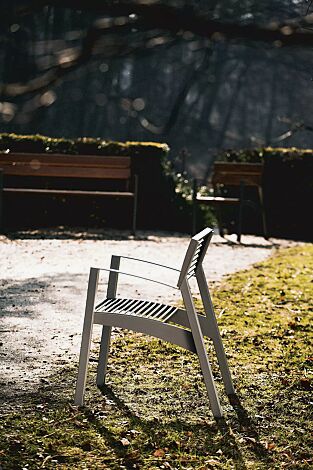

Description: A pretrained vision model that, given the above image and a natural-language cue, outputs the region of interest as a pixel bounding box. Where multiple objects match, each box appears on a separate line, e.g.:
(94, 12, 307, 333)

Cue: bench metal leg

(258, 186, 268, 239)
(132, 174, 138, 236)
(74, 268, 99, 406)
(181, 279, 223, 418)
(237, 182, 245, 243)
(192, 179, 197, 235)
(0, 170, 3, 233)
(196, 267, 235, 395)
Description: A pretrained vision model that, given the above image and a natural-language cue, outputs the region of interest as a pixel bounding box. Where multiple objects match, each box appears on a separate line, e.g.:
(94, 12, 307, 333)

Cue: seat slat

(96, 297, 178, 323)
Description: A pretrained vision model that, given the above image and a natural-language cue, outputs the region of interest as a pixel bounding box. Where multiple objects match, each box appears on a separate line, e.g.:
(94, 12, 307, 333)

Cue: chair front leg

(74, 268, 99, 406)
(181, 279, 223, 419)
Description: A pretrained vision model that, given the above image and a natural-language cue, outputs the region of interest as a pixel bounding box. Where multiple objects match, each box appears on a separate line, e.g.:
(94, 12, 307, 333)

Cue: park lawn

(0, 245, 312, 469)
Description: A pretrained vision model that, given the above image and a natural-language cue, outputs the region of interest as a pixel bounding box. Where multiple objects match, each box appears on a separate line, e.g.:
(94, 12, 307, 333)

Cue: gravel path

(0, 229, 297, 402)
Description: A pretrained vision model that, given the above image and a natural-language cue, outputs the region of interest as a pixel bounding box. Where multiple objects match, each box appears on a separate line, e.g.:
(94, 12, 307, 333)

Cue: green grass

(0, 245, 312, 469)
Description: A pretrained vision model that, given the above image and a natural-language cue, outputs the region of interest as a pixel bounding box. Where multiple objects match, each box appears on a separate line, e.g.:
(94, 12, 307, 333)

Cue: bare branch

(140, 48, 212, 135)
(273, 117, 313, 142)
(12, 1, 313, 46)
(2, 1, 313, 100)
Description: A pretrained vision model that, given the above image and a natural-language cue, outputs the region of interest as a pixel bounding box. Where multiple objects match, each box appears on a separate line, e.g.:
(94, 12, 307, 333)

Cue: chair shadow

(228, 393, 274, 465)
(81, 384, 248, 469)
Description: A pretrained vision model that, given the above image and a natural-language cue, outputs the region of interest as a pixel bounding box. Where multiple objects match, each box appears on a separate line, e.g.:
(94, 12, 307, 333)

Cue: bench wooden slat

(3, 188, 135, 197)
(212, 162, 263, 186)
(0, 153, 131, 179)
(0, 153, 131, 168)
(0, 165, 131, 179)
(196, 196, 240, 204)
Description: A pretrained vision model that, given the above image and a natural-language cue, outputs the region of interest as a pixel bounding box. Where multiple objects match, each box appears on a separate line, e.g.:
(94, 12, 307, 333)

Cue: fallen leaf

(153, 448, 165, 457)
(265, 442, 276, 450)
(120, 438, 130, 446)
(205, 459, 221, 467)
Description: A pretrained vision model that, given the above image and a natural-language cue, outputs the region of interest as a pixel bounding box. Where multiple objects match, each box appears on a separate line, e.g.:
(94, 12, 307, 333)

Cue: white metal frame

(74, 227, 234, 418)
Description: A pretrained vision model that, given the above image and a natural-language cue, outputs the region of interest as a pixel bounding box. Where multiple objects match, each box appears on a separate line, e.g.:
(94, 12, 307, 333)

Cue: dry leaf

(153, 448, 165, 457)
(205, 459, 221, 467)
(120, 438, 130, 446)
(265, 442, 276, 450)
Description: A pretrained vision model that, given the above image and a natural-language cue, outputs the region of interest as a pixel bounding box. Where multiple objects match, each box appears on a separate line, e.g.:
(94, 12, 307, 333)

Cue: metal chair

(74, 227, 235, 418)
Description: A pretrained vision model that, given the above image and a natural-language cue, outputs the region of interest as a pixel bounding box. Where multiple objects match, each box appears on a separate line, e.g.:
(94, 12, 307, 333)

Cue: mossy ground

(0, 245, 312, 469)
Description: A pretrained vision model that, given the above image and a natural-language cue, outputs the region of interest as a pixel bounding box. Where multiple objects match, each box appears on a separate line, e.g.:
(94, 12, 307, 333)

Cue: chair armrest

(115, 255, 180, 272)
(94, 267, 179, 290)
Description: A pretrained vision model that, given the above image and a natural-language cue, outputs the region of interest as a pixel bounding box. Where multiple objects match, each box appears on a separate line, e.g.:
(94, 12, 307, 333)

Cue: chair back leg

(180, 280, 223, 418)
(96, 326, 112, 387)
(96, 255, 120, 387)
(196, 267, 235, 395)
(74, 268, 99, 406)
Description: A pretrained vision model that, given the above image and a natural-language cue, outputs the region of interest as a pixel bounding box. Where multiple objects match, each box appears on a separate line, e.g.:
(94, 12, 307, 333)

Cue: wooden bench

(192, 162, 267, 242)
(0, 152, 138, 234)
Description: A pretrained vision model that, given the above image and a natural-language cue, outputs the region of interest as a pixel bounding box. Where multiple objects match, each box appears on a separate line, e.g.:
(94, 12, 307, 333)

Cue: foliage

(219, 147, 313, 163)
(0, 133, 169, 159)
(0, 244, 312, 469)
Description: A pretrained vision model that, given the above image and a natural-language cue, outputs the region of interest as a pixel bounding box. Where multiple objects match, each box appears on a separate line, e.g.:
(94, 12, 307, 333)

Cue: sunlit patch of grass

(0, 245, 312, 469)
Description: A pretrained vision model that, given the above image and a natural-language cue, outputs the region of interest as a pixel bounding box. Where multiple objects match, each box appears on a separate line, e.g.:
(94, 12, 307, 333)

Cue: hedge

(0, 133, 169, 158)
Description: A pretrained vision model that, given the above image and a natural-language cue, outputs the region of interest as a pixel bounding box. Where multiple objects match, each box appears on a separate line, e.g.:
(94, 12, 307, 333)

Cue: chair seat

(96, 297, 178, 323)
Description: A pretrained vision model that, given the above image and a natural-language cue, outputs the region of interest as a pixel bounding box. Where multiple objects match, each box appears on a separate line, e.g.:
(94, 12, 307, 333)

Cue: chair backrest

(177, 228, 214, 288)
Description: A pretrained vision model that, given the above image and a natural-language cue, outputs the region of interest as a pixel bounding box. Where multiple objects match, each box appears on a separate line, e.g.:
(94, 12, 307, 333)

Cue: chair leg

(196, 268, 235, 395)
(74, 268, 99, 406)
(181, 280, 223, 418)
(96, 326, 112, 387)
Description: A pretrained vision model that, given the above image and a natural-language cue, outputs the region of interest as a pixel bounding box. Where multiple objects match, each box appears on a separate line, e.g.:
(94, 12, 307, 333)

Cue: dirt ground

(0, 228, 298, 404)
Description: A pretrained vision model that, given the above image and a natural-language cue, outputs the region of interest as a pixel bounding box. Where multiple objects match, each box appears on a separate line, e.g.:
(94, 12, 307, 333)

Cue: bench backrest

(0, 153, 131, 180)
(212, 162, 263, 187)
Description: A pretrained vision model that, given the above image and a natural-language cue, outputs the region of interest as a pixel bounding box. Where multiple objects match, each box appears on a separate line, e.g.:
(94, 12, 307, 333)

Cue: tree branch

(13, 0, 313, 47)
(2, 1, 313, 100)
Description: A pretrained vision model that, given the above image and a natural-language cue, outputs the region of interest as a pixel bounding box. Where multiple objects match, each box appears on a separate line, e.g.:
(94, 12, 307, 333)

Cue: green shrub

(0, 133, 169, 158)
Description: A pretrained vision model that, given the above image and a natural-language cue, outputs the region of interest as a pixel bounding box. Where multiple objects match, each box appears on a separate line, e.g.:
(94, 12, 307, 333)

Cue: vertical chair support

(181, 279, 223, 418)
(74, 267, 99, 406)
(96, 256, 120, 387)
(196, 266, 235, 395)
